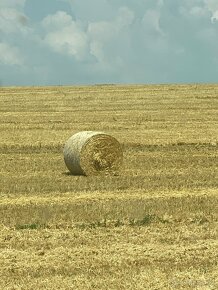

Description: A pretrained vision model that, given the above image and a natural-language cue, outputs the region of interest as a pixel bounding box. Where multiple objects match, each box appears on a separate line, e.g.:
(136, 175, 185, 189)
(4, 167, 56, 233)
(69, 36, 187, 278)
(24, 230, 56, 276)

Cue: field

(0, 84, 217, 289)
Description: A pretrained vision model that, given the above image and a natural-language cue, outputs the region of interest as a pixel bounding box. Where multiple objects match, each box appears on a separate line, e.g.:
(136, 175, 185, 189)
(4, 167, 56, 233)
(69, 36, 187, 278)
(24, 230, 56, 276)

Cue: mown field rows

(0, 84, 217, 289)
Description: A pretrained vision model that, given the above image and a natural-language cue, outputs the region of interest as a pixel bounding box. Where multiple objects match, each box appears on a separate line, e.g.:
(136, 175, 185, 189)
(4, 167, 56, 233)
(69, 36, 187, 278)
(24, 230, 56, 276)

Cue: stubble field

(0, 84, 218, 289)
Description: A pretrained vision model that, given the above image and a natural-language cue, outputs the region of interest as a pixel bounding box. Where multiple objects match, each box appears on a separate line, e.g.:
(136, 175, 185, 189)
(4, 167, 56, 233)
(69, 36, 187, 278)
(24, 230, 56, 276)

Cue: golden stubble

(0, 84, 217, 289)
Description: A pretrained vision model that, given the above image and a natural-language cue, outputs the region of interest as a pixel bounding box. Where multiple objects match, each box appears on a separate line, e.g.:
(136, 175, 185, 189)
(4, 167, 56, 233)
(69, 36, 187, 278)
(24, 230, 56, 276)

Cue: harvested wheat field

(0, 84, 218, 289)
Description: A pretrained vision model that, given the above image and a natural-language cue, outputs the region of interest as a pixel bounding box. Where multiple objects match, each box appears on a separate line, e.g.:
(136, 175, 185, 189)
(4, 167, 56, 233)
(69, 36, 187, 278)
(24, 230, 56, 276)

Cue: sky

(0, 0, 218, 86)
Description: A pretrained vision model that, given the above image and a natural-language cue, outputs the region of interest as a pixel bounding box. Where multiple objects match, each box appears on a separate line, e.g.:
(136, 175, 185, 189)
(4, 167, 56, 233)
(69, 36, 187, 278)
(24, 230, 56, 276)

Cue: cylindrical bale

(63, 131, 123, 176)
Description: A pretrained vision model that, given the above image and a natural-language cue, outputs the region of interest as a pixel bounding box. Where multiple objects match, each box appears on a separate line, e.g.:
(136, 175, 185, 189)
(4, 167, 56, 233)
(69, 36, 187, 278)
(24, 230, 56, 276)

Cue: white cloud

(0, 42, 23, 65)
(204, 0, 218, 22)
(211, 10, 218, 22)
(41, 7, 134, 64)
(44, 27, 88, 60)
(2, 0, 218, 85)
(116, 6, 135, 27)
(42, 11, 88, 60)
(178, 1, 209, 19)
(88, 21, 116, 43)
(90, 41, 104, 62)
(87, 6, 134, 42)
(0, 8, 29, 34)
(190, 6, 207, 17)
(141, 4, 167, 54)
(142, 9, 163, 35)
(88, 7, 134, 62)
(204, 0, 218, 11)
(42, 10, 72, 30)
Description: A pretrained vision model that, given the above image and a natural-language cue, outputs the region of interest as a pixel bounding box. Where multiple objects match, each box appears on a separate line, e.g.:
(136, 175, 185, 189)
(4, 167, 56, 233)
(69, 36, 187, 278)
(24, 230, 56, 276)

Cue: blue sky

(0, 0, 218, 86)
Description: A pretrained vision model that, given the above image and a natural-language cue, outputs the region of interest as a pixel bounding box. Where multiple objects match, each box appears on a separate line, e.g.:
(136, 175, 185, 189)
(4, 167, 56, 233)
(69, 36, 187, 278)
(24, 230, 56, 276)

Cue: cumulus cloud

(177, 1, 207, 18)
(189, 6, 207, 17)
(42, 10, 72, 29)
(0, 42, 23, 65)
(0, 8, 29, 34)
(88, 6, 134, 65)
(205, 0, 218, 11)
(211, 10, 218, 22)
(204, 0, 218, 22)
(41, 6, 134, 65)
(0, 0, 30, 72)
(42, 11, 88, 60)
(88, 7, 134, 41)
(116, 6, 135, 27)
(142, 9, 163, 35)
(1, 0, 218, 85)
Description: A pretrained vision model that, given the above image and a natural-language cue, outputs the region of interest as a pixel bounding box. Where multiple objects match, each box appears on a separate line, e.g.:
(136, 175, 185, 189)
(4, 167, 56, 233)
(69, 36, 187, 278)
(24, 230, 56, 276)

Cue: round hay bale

(63, 131, 123, 176)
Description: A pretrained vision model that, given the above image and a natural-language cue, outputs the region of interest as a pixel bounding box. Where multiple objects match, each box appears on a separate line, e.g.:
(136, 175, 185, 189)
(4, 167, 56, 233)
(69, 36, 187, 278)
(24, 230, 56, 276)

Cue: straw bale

(63, 131, 123, 175)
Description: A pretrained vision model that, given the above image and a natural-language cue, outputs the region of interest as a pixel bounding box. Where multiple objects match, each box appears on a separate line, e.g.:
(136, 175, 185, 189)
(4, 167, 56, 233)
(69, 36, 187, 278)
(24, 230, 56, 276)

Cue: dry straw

(63, 131, 123, 176)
